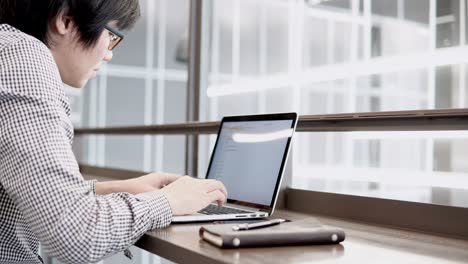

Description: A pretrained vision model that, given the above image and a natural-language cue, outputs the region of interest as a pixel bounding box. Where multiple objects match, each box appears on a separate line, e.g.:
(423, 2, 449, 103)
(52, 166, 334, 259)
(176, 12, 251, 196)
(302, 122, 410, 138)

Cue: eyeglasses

(104, 25, 124, 51)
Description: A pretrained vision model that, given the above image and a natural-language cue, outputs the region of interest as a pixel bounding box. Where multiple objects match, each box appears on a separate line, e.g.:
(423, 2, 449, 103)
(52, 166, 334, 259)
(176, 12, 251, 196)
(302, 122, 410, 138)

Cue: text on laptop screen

(206, 120, 294, 206)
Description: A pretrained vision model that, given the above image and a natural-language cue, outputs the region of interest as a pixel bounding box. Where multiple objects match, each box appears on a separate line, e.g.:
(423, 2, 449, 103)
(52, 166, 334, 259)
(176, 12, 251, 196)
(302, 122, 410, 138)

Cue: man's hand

(159, 176, 228, 216)
(95, 172, 181, 195)
(123, 172, 181, 194)
(94, 173, 228, 216)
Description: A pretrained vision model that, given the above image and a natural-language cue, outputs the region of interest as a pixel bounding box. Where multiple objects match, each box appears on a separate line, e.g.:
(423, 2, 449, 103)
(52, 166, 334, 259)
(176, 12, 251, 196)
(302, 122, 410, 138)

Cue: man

(0, 0, 227, 263)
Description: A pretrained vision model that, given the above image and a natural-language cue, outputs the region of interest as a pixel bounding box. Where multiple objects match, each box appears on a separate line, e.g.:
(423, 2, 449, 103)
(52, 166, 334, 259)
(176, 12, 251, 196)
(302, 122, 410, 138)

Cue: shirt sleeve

(0, 38, 172, 263)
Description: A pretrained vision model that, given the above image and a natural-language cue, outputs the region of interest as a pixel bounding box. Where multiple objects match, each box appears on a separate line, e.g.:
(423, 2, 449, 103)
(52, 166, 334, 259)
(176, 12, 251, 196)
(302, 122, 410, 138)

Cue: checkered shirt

(0, 24, 172, 263)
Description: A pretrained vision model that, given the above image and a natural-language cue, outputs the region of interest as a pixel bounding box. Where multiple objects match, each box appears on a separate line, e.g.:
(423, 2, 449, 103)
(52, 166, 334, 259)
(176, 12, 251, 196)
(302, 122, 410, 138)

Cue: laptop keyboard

(198, 204, 252, 215)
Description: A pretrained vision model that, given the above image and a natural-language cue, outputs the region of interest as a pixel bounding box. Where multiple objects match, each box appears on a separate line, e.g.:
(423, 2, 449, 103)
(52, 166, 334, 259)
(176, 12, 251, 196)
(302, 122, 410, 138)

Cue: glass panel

(104, 135, 145, 171)
(163, 81, 187, 123)
(404, 0, 429, 23)
(201, 0, 468, 115)
(110, 0, 148, 66)
(292, 131, 468, 208)
(106, 77, 146, 126)
(199, 0, 468, 207)
(161, 135, 186, 174)
(372, 0, 397, 17)
(161, 0, 190, 71)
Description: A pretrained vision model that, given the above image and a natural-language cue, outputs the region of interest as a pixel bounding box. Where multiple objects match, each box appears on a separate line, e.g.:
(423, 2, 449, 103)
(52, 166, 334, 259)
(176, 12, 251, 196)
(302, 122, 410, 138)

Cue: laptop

(172, 112, 298, 222)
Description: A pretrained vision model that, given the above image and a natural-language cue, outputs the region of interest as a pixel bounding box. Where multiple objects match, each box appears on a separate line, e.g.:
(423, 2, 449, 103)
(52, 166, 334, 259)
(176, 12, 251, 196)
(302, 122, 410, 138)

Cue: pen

(232, 219, 287, 231)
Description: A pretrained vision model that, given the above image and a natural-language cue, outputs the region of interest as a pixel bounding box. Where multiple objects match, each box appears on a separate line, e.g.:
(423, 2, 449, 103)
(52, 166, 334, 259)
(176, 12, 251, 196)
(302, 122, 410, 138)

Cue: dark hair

(0, 0, 140, 48)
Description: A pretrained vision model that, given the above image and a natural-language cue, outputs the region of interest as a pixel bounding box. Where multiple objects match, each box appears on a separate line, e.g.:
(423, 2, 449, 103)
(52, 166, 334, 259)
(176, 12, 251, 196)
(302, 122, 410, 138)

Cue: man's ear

(51, 12, 74, 35)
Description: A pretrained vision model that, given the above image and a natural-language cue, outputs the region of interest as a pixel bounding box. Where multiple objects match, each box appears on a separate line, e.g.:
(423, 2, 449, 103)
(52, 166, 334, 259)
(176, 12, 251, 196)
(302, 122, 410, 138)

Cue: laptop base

(172, 212, 269, 223)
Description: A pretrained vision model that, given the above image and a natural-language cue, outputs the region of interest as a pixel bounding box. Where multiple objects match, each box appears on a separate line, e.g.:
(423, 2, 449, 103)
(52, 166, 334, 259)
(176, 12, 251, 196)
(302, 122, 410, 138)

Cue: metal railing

(75, 108, 468, 135)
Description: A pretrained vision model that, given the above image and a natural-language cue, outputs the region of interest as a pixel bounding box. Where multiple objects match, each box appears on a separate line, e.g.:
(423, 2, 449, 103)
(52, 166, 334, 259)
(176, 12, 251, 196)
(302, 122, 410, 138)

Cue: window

(198, 0, 468, 207)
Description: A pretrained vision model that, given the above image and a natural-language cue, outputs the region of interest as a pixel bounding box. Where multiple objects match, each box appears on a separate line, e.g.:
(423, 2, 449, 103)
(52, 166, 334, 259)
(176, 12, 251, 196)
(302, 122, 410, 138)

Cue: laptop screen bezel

(205, 112, 298, 212)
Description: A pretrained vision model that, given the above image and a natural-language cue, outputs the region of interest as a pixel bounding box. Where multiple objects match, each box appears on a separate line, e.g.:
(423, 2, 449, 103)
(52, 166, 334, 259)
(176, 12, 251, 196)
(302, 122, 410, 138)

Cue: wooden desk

(84, 174, 468, 263)
(136, 210, 468, 264)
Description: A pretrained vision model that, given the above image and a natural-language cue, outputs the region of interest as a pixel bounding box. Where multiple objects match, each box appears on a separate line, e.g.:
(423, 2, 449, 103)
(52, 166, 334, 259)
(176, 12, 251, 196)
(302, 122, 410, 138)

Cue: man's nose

(103, 50, 113, 62)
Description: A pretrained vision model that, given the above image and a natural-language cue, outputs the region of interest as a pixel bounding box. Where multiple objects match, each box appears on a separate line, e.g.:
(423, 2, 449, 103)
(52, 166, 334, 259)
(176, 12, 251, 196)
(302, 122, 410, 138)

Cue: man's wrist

(95, 180, 123, 195)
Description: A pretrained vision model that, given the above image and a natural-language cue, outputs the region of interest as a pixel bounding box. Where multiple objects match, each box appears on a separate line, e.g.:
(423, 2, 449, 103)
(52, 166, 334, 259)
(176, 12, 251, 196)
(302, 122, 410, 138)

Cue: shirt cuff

(135, 191, 173, 229)
(86, 179, 97, 195)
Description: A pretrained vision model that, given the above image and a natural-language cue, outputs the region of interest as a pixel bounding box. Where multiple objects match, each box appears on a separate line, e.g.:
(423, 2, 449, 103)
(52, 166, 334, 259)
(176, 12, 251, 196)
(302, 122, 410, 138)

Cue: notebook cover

(199, 220, 345, 248)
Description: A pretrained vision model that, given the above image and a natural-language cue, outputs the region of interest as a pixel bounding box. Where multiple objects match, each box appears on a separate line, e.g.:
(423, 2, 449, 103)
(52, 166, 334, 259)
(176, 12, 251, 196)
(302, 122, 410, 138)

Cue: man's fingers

(203, 179, 228, 198)
(207, 189, 227, 206)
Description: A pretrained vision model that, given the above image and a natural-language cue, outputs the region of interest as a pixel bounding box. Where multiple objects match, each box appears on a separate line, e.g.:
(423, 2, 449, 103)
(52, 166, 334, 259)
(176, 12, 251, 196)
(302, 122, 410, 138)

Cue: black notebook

(199, 219, 345, 248)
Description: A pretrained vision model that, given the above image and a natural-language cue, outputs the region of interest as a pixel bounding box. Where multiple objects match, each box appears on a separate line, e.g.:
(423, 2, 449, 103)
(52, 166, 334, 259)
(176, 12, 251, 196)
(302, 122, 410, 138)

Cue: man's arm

(93, 172, 182, 195)
(0, 91, 173, 263)
(0, 39, 172, 263)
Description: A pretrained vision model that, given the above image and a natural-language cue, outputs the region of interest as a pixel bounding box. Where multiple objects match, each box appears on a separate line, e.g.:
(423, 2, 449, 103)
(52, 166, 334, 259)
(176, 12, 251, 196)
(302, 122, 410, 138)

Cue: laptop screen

(206, 116, 296, 208)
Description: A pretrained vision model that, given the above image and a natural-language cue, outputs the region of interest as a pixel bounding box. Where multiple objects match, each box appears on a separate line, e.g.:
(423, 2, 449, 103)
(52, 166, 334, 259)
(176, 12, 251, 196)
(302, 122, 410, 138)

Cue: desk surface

(84, 174, 468, 264)
(135, 209, 468, 264)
